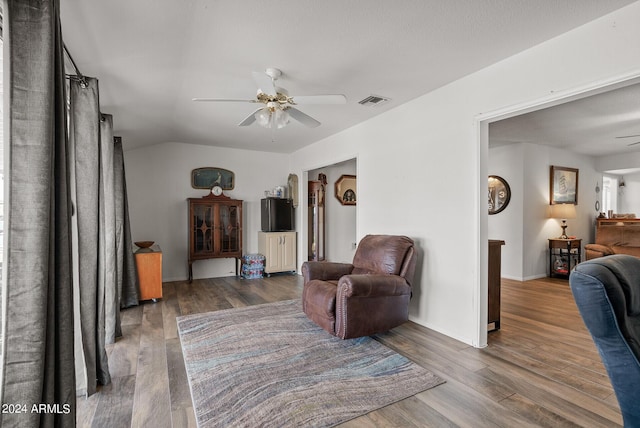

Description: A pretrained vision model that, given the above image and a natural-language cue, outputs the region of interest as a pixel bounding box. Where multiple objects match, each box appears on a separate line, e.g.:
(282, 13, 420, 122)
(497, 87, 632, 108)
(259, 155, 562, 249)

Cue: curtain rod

(63, 43, 88, 87)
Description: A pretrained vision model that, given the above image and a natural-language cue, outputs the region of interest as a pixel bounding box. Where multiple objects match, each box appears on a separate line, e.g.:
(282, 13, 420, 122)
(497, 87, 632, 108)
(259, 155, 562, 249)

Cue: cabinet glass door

(192, 204, 214, 255)
(220, 204, 241, 254)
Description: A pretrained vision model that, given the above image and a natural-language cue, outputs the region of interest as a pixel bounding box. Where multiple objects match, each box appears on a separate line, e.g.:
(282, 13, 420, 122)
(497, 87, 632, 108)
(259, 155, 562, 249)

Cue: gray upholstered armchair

(301, 234, 417, 339)
(569, 255, 640, 427)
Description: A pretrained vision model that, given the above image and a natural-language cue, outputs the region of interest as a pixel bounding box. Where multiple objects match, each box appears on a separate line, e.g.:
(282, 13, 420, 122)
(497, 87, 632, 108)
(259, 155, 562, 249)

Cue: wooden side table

(548, 238, 581, 279)
(135, 245, 163, 301)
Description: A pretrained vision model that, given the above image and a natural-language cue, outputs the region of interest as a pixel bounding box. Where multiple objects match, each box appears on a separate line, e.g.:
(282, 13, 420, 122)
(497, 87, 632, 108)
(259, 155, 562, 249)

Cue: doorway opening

(306, 158, 357, 264)
(478, 72, 640, 347)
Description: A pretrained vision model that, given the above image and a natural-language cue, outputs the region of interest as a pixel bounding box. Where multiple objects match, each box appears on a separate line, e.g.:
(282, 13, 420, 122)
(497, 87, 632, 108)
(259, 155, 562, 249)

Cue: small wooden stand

(135, 244, 163, 302)
(548, 238, 581, 279)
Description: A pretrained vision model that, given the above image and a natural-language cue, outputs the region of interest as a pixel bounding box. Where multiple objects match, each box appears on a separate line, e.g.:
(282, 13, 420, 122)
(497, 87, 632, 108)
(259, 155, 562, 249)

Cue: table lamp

(549, 204, 577, 239)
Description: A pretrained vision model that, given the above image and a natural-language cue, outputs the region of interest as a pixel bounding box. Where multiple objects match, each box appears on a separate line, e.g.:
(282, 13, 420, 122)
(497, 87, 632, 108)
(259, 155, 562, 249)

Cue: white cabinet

(258, 231, 297, 274)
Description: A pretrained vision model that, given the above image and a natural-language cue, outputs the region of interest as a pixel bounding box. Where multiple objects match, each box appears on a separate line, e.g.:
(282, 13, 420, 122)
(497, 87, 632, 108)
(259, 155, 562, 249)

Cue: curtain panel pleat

(1, 0, 76, 427)
(114, 138, 140, 308)
(69, 77, 111, 394)
(99, 114, 121, 344)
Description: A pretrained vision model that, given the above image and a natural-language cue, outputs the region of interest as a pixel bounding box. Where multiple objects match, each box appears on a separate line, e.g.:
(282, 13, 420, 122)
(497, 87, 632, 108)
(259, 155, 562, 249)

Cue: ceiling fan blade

(192, 98, 257, 103)
(238, 109, 263, 126)
(288, 107, 321, 128)
(252, 71, 277, 96)
(290, 94, 347, 105)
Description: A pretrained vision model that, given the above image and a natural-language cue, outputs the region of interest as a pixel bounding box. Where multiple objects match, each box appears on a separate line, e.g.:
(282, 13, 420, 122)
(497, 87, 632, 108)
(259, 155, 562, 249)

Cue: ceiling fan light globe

(255, 108, 272, 128)
(274, 108, 290, 129)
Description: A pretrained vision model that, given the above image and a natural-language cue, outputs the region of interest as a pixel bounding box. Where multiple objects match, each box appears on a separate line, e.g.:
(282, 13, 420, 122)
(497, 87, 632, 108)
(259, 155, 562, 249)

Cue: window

(602, 175, 618, 215)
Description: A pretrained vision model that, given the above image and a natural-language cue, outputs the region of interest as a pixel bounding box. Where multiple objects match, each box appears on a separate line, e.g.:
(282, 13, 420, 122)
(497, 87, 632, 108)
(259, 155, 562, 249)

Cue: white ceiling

(60, 0, 636, 153)
(490, 81, 640, 157)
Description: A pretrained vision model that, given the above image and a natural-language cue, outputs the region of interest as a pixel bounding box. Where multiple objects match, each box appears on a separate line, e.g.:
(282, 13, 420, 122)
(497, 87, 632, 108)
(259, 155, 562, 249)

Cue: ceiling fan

(615, 134, 640, 147)
(193, 68, 346, 129)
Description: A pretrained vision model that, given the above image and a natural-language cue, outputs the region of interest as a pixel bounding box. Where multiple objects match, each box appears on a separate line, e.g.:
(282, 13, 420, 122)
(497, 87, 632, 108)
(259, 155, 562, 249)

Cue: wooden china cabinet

(188, 192, 243, 282)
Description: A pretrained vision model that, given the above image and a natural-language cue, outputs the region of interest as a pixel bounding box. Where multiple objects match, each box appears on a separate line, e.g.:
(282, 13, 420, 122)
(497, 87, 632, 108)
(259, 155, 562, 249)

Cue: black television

(261, 198, 294, 232)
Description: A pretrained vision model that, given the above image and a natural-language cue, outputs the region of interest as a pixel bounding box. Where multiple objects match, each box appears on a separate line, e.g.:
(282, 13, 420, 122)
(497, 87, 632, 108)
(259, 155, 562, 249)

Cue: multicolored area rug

(177, 299, 444, 427)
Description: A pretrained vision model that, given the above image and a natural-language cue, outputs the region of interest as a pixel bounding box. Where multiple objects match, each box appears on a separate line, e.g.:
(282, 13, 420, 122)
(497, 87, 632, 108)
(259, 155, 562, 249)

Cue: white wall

(596, 151, 640, 172)
(125, 142, 290, 281)
(487, 144, 524, 280)
(289, 2, 640, 346)
(309, 159, 357, 263)
(521, 144, 553, 280)
(489, 143, 600, 280)
(595, 152, 640, 215)
(619, 171, 640, 214)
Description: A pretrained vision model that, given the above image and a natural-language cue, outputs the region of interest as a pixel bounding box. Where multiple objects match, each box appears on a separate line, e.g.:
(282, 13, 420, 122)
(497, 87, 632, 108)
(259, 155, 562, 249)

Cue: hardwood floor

(76, 275, 622, 427)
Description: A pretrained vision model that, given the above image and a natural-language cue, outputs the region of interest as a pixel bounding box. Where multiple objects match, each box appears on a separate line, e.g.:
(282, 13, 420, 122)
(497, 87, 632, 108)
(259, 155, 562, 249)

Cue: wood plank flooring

(76, 275, 622, 427)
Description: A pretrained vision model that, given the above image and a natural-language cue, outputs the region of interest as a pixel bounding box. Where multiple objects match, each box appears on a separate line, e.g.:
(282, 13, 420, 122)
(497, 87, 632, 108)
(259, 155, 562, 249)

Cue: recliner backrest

(573, 255, 640, 359)
(596, 222, 640, 247)
(570, 255, 640, 426)
(351, 235, 416, 285)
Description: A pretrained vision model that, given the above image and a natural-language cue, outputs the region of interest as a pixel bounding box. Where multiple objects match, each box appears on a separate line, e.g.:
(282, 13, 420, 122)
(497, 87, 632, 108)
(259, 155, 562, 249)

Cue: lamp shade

(549, 203, 577, 219)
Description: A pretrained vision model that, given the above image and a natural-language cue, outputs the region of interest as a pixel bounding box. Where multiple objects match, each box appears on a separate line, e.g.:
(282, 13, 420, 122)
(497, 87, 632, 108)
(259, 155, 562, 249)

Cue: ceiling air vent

(358, 95, 390, 107)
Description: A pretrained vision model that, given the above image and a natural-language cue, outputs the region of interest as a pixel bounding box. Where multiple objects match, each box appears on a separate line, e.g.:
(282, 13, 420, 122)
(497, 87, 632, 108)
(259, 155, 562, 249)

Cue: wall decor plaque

(335, 175, 356, 206)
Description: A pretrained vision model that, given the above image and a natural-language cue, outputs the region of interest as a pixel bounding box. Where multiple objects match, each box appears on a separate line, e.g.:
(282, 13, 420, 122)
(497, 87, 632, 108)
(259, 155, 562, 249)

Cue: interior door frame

(474, 70, 640, 348)
(300, 156, 359, 267)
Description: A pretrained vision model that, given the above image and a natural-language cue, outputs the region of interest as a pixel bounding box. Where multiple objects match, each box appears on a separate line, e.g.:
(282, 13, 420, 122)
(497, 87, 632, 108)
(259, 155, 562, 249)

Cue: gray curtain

(0, 0, 76, 427)
(99, 114, 120, 344)
(69, 77, 111, 394)
(114, 137, 140, 308)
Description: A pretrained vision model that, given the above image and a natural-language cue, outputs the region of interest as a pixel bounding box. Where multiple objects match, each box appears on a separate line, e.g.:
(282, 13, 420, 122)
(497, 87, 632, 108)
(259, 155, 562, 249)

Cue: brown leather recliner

(301, 234, 417, 339)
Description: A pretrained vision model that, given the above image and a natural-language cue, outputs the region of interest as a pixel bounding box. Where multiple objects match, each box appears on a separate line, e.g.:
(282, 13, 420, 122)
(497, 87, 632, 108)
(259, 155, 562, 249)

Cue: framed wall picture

(191, 167, 235, 190)
(550, 165, 578, 205)
(335, 174, 356, 205)
(488, 175, 511, 215)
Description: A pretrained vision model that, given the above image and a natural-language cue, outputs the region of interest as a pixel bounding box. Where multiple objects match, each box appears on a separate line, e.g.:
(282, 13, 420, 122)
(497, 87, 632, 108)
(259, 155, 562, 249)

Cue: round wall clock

(488, 175, 511, 215)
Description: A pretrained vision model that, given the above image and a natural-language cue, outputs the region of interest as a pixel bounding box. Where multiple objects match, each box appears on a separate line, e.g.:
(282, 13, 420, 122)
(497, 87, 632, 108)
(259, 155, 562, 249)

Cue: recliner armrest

(337, 274, 411, 299)
(585, 243, 614, 259)
(334, 274, 412, 339)
(302, 261, 354, 282)
(585, 243, 613, 253)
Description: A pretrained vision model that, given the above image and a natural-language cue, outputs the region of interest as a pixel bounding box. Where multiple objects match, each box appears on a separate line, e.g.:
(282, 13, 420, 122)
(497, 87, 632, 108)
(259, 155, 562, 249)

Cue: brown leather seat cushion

(612, 246, 640, 258)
